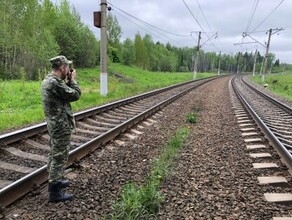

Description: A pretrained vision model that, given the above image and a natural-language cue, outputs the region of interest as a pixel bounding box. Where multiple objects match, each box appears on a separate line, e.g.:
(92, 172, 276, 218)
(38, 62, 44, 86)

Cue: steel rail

(0, 76, 216, 208)
(231, 77, 292, 175)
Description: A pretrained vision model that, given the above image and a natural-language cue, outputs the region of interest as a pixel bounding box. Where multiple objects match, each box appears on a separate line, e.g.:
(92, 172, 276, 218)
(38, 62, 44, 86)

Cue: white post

(252, 49, 258, 77)
(217, 51, 221, 75)
(100, 0, 108, 95)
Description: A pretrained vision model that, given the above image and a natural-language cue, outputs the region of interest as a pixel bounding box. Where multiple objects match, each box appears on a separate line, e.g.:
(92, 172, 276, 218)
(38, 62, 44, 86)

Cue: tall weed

(110, 127, 190, 219)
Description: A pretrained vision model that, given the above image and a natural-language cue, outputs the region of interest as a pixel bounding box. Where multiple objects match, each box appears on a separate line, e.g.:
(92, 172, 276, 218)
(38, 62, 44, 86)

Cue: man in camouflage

(41, 55, 81, 202)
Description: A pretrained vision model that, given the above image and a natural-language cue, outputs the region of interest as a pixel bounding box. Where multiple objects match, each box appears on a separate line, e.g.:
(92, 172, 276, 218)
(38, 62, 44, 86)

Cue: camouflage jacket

(41, 73, 81, 137)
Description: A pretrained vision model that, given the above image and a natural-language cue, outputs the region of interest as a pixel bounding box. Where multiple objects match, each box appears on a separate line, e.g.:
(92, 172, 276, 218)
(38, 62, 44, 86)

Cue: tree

(121, 38, 135, 65)
(134, 33, 147, 69)
(0, 0, 99, 80)
(52, 0, 99, 68)
(76, 26, 99, 67)
(142, 34, 154, 70)
(107, 13, 122, 48)
(274, 59, 280, 67)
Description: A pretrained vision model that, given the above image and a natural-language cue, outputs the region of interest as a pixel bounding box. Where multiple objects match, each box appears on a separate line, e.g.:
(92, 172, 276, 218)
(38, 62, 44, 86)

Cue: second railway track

(232, 75, 292, 210)
(233, 76, 292, 172)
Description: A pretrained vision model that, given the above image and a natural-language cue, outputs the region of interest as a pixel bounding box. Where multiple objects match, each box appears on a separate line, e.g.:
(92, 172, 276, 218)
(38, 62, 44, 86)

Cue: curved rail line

(0, 76, 218, 208)
(232, 76, 292, 175)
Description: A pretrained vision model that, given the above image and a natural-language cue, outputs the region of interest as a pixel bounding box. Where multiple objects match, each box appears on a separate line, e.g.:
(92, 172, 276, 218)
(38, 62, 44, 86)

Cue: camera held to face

(67, 69, 73, 81)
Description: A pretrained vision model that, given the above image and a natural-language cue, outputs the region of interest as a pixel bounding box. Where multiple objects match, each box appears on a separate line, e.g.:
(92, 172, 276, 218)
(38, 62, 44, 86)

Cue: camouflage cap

(49, 55, 72, 67)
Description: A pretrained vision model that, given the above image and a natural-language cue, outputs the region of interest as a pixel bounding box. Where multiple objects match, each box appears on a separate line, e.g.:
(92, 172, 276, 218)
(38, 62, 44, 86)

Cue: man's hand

(66, 69, 76, 83)
(70, 69, 77, 81)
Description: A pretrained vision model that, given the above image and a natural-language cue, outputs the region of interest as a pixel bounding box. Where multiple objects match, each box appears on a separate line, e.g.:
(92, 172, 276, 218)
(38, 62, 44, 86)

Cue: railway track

(231, 75, 292, 216)
(0, 76, 217, 208)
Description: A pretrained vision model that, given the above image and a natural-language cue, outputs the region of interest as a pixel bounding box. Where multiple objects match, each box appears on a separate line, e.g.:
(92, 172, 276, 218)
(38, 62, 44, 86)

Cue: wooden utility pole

(193, 31, 201, 80)
(100, 0, 108, 95)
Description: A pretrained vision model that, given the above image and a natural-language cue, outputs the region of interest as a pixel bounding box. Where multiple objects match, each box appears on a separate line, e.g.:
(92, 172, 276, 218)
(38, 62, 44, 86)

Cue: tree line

(108, 14, 284, 74)
(0, 1, 287, 81)
(0, 0, 99, 80)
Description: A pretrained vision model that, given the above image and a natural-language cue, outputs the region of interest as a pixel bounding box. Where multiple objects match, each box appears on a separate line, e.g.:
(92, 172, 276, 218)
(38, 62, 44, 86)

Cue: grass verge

(110, 127, 190, 219)
(0, 63, 214, 132)
(250, 72, 292, 100)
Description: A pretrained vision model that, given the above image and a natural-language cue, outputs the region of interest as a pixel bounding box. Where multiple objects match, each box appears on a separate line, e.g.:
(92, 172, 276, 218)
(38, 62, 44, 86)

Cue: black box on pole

(93, 11, 101, 28)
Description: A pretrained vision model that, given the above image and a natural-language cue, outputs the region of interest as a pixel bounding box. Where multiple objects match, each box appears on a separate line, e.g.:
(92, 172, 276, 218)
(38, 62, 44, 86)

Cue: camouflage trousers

(47, 134, 71, 182)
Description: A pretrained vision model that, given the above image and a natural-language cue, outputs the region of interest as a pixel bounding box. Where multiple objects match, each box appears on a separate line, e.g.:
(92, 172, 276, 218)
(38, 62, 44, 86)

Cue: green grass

(0, 63, 214, 132)
(186, 112, 197, 124)
(110, 127, 190, 219)
(250, 71, 292, 101)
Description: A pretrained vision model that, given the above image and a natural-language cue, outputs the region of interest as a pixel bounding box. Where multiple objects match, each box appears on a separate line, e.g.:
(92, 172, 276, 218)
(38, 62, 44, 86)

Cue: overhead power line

(245, 0, 259, 32)
(253, 0, 285, 31)
(112, 10, 181, 45)
(109, 1, 223, 52)
(108, 2, 191, 38)
(194, 0, 222, 51)
(182, 0, 205, 32)
(183, 0, 222, 52)
(194, 0, 212, 32)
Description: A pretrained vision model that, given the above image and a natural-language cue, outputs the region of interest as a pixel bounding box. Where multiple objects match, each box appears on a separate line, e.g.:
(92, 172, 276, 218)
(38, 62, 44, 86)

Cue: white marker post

(100, 0, 108, 95)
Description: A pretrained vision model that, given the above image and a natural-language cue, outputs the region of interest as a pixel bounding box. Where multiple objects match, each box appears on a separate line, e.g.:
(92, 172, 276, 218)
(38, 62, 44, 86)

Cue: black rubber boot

(48, 182, 73, 203)
(60, 179, 70, 188)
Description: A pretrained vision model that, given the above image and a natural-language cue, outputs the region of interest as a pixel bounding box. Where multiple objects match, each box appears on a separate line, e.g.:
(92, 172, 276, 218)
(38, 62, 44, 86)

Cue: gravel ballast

(2, 76, 292, 219)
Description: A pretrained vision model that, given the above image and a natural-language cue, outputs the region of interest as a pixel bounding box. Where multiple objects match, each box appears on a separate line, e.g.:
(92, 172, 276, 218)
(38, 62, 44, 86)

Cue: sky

(55, 0, 292, 63)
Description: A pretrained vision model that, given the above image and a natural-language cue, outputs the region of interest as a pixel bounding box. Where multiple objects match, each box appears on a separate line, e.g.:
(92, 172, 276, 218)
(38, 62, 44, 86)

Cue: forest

(0, 0, 286, 81)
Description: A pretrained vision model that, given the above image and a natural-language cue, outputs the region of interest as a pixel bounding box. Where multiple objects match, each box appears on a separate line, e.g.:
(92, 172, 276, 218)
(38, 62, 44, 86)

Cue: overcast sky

(56, 0, 292, 63)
